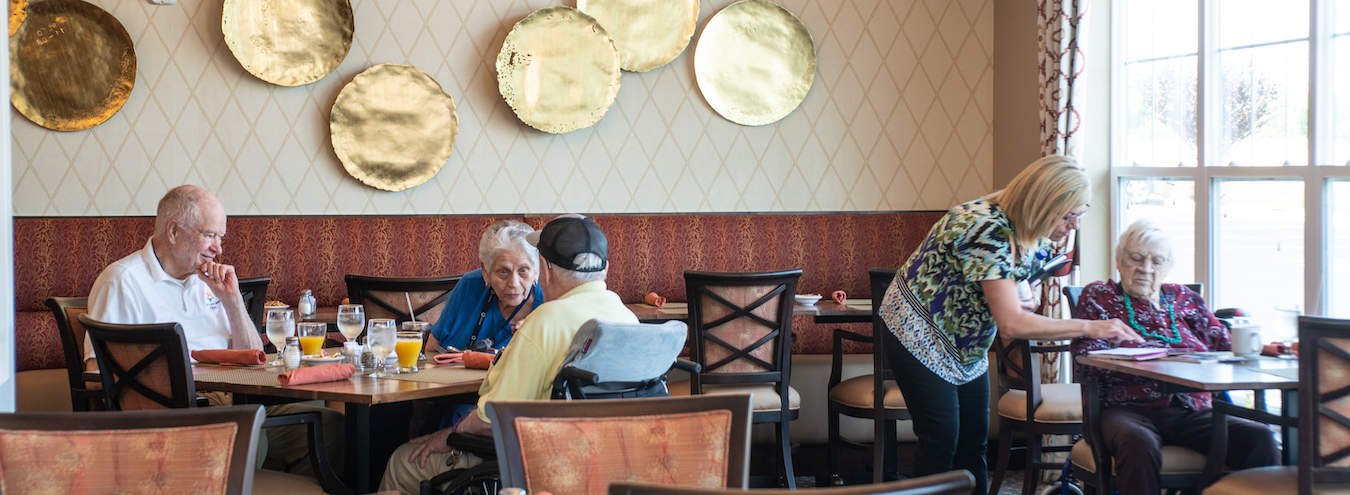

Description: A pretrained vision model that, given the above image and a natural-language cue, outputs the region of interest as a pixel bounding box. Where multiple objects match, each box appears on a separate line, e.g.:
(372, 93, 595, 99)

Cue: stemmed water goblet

(265, 308, 295, 366)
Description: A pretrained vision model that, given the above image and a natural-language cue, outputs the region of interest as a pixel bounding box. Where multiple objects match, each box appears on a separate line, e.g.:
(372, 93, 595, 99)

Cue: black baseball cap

(527, 216, 608, 272)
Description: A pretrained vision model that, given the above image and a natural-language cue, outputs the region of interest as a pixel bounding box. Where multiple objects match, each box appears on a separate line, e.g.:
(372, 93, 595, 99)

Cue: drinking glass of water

(265, 308, 295, 366)
(367, 318, 396, 376)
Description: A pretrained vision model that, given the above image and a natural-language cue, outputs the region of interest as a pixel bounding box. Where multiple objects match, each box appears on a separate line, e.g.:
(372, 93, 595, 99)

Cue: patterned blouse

(880, 199, 1051, 385)
(1070, 281, 1231, 410)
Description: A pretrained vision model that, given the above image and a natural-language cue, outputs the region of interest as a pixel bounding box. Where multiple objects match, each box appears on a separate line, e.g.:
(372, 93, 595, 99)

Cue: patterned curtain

(1035, 0, 1085, 384)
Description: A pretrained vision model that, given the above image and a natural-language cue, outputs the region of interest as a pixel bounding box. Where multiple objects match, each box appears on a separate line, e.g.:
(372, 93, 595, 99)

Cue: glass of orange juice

(298, 322, 327, 357)
(395, 331, 423, 373)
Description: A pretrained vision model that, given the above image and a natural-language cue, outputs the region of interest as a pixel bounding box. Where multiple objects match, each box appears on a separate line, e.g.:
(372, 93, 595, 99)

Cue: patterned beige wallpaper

(10, 0, 993, 215)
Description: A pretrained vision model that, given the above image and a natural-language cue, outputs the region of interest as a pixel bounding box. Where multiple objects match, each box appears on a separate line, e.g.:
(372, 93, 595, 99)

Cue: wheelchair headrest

(561, 319, 687, 383)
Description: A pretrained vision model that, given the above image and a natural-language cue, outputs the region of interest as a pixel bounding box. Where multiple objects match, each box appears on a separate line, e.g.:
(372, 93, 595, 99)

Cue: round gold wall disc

(694, 0, 816, 126)
(577, 0, 698, 72)
(497, 6, 620, 134)
(10, 0, 134, 132)
(9, 0, 27, 36)
(330, 64, 457, 192)
(222, 0, 353, 87)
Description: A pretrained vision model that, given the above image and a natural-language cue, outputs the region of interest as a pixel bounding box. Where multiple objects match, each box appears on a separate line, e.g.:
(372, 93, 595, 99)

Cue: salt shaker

(298, 289, 316, 320)
(283, 336, 302, 369)
(343, 342, 362, 367)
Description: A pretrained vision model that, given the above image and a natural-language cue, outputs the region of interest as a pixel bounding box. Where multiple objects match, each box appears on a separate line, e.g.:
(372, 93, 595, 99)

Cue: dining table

(1076, 354, 1300, 468)
(625, 298, 875, 324)
(91, 359, 486, 493)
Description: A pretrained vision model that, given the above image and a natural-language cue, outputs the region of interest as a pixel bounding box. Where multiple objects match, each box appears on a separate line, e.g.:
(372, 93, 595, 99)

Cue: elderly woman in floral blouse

(1071, 219, 1278, 495)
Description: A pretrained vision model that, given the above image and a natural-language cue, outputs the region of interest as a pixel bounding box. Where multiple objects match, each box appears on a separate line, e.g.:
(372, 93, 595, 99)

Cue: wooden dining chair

(485, 395, 753, 492)
(0, 405, 267, 494)
(826, 268, 909, 484)
(608, 470, 975, 495)
(238, 276, 271, 331)
(988, 336, 1082, 495)
(1201, 315, 1350, 495)
(671, 269, 802, 488)
(78, 315, 350, 494)
(344, 274, 460, 327)
(44, 296, 102, 411)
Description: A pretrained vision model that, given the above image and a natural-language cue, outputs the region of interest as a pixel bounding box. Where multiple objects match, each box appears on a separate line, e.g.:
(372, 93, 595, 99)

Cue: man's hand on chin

(199, 261, 241, 299)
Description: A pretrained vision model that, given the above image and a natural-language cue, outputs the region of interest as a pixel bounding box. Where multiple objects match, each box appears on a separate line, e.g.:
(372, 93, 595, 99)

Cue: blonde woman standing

(878, 155, 1141, 494)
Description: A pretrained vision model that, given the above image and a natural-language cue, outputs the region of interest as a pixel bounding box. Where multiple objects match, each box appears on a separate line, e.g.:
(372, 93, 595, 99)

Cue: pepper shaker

(298, 289, 316, 320)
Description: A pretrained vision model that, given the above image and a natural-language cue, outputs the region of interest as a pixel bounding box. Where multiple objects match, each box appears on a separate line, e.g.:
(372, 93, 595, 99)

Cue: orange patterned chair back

(344, 274, 460, 326)
(79, 315, 195, 411)
(684, 270, 800, 386)
(1299, 316, 1350, 493)
(487, 395, 753, 494)
(0, 405, 265, 494)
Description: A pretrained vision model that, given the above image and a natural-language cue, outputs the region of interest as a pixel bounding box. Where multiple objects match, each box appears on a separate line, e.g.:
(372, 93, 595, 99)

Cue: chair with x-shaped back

(670, 269, 802, 488)
(80, 315, 195, 410)
(344, 274, 460, 327)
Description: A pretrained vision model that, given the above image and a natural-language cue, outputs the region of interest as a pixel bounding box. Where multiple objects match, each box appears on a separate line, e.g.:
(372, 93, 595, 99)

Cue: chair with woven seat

(1201, 315, 1350, 495)
(79, 315, 350, 495)
(609, 470, 975, 495)
(671, 269, 802, 488)
(826, 268, 909, 484)
(344, 274, 459, 326)
(0, 405, 267, 494)
(45, 296, 102, 411)
(486, 394, 753, 492)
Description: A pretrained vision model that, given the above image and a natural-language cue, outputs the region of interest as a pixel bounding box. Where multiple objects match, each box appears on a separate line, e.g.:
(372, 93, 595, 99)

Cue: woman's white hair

(477, 220, 539, 268)
(1114, 219, 1173, 265)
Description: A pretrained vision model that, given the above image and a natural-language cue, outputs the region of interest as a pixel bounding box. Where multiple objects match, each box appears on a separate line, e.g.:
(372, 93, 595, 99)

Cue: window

(1113, 0, 1350, 331)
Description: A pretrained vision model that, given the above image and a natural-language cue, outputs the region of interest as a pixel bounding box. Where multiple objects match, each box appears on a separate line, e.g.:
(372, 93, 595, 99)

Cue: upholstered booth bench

(13, 212, 943, 446)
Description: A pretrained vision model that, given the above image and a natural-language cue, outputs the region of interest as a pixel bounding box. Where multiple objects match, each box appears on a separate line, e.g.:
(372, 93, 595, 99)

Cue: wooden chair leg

(1022, 432, 1043, 495)
(989, 420, 1013, 495)
(776, 421, 796, 489)
(828, 407, 843, 485)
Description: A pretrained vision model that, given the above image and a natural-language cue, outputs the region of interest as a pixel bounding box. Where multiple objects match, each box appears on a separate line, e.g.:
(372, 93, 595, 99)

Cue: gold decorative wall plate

(9, 0, 26, 36)
(577, 0, 698, 72)
(10, 0, 134, 132)
(694, 0, 815, 126)
(497, 6, 620, 134)
(222, 0, 353, 87)
(329, 64, 458, 192)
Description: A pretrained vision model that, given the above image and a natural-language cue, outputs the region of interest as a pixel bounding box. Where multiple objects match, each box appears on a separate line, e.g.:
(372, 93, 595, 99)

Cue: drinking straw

(405, 292, 417, 322)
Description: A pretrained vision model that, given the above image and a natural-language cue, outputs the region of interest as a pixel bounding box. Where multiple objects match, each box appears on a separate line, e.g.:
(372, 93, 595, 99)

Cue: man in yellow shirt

(381, 215, 637, 493)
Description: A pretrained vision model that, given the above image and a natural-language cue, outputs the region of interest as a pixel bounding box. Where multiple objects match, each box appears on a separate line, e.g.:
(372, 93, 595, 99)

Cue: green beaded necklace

(1120, 283, 1182, 344)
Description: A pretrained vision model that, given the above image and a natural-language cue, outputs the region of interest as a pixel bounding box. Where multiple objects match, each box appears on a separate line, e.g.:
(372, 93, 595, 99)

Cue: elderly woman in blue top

(426, 220, 545, 353)
(879, 154, 1140, 494)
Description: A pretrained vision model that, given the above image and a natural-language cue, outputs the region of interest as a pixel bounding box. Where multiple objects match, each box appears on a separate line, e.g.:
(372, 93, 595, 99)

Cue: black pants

(885, 331, 989, 495)
(1098, 405, 1279, 495)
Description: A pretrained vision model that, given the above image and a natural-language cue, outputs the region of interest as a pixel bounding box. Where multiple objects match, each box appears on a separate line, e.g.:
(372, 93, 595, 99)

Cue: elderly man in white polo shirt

(84, 185, 340, 477)
(84, 185, 261, 365)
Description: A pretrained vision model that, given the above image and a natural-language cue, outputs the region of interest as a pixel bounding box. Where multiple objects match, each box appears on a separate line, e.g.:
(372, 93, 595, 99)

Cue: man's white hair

(154, 185, 210, 235)
(548, 253, 606, 283)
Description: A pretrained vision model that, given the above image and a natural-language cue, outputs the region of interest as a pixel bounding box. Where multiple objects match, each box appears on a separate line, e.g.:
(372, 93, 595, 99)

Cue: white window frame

(1109, 0, 1350, 317)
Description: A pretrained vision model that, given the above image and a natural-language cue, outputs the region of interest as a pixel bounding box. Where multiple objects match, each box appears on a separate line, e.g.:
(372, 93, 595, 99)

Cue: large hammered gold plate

(330, 64, 457, 192)
(694, 0, 815, 126)
(10, 0, 26, 36)
(10, 0, 134, 132)
(497, 6, 620, 134)
(577, 0, 698, 72)
(222, 0, 352, 87)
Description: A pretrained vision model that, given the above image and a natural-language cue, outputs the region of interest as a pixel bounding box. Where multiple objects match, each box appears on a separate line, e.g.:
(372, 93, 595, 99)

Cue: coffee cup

(1230, 323, 1263, 358)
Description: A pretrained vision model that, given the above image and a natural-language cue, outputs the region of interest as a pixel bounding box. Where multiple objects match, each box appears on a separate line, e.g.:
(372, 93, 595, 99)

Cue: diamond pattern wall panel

(10, 0, 993, 215)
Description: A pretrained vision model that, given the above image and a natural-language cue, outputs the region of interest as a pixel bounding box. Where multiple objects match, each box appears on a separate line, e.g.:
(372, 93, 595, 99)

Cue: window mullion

(1198, 0, 1217, 299)
(1308, 169, 1325, 315)
(1311, 0, 1330, 166)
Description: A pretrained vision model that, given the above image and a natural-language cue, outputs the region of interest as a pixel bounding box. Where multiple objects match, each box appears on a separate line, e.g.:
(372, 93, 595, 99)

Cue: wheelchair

(420, 319, 696, 495)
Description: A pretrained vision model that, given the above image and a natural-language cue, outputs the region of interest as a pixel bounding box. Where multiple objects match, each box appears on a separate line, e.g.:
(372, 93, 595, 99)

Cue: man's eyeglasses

(178, 223, 225, 243)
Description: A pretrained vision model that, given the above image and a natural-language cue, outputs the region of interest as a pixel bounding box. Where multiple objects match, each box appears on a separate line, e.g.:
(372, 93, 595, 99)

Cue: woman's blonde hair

(984, 154, 1089, 247)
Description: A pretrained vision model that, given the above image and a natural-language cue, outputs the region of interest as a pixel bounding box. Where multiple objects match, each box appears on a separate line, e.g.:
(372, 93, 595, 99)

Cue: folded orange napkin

(831, 290, 847, 305)
(277, 364, 356, 386)
(191, 349, 266, 366)
(1261, 342, 1299, 357)
(644, 292, 666, 307)
(431, 351, 495, 369)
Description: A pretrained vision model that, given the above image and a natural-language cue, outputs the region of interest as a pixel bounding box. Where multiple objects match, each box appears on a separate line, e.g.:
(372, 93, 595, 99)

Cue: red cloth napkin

(431, 351, 495, 369)
(277, 364, 356, 385)
(1261, 342, 1299, 357)
(644, 292, 666, 307)
(831, 290, 848, 305)
(191, 349, 266, 366)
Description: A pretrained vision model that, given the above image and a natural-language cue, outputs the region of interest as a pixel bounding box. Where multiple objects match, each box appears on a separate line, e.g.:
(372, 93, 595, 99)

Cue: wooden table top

(88, 361, 485, 406)
(625, 298, 873, 322)
(1077, 354, 1299, 391)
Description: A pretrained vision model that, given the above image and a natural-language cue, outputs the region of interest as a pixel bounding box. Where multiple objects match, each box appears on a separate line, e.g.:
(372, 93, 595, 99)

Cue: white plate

(302, 354, 344, 364)
(794, 294, 822, 305)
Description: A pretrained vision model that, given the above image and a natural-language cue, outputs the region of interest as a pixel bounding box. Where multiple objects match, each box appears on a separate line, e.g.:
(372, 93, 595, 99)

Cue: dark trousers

(1099, 405, 1280, 495)
(885, 331, 989, 495)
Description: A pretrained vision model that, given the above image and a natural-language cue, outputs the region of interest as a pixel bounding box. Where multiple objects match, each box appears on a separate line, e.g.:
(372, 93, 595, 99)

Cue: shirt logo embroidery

(205, 289, 221, 307)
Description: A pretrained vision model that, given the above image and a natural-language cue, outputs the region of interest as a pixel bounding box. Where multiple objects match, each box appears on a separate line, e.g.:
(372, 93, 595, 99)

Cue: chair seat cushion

(15, 368, 73, 412)
(668, 380, 800, 412)
(252, 469, 325, 494)
(1070, 439, 1207, 475)
(998, 383, 1081, 423)
(827, 374, 906, 410)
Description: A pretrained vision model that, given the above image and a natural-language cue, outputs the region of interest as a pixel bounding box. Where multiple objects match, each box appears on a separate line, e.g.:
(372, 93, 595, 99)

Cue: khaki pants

(203, 392, 344, 475)
(378, 441, 483, 495)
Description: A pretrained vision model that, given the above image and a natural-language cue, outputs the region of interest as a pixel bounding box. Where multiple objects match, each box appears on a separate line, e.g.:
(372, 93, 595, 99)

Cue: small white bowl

(794, 294, 822, 305)
(301, 354, 344, 364)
